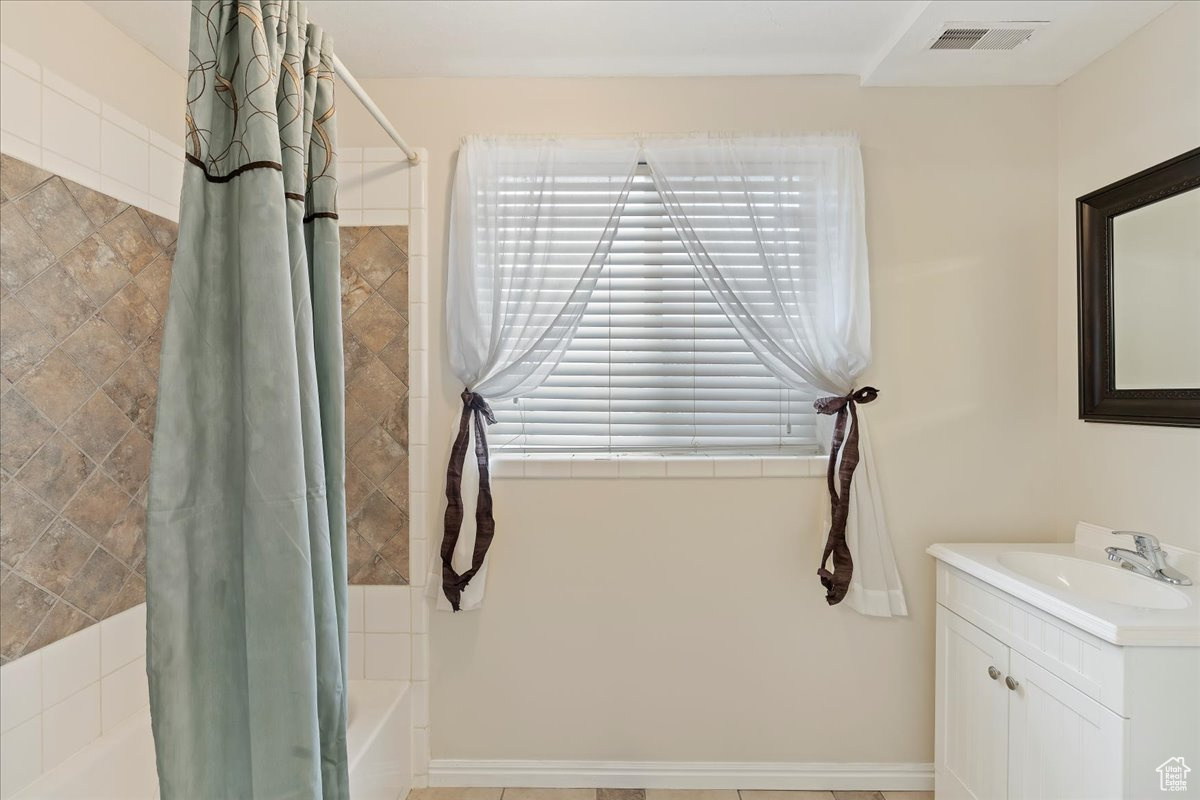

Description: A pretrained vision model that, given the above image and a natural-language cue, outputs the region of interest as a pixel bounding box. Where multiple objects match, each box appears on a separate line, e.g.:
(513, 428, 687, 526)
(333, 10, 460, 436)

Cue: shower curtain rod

(331, 54, 420, 164)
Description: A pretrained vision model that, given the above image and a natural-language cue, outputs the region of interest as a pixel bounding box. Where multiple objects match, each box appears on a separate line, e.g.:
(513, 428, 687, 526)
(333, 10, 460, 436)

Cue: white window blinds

(489, 165, 818, 454)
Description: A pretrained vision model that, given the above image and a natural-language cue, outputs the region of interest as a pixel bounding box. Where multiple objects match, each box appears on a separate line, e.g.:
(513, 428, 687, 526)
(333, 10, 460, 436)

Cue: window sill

(490, 453, 828, 479)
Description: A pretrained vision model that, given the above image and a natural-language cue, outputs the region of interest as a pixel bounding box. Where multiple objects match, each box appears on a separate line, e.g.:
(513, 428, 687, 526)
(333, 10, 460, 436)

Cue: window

(489, 165, 818, 454)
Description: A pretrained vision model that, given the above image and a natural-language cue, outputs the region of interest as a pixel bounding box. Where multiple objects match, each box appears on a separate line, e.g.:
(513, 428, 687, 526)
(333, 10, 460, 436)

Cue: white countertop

(928, 525, 1200, 647)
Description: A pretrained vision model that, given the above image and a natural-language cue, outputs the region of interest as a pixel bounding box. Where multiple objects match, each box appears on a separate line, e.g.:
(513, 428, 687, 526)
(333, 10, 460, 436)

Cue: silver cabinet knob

(987, 666, 1001, 680)
(1005, 676, 1019, 691)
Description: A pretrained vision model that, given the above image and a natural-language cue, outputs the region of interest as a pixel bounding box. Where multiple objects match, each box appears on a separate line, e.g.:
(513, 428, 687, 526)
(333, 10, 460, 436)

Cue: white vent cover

(929, 21, 1046, 51)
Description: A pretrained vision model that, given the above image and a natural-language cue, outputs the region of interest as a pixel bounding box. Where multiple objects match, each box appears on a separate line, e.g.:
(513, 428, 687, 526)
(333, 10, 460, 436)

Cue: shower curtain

(146, 2, 349, 798)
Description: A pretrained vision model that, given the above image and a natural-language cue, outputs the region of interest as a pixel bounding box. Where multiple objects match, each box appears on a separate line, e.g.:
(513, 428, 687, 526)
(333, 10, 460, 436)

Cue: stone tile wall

(340, 225, 410, 585)
(0, 158, 411, 664)
(0, 155, 173, 662)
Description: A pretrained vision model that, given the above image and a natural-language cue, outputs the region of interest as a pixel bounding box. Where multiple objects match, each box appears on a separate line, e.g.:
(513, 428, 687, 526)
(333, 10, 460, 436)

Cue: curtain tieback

(812, 386, 879, 606)
(441, 389, 497, 611)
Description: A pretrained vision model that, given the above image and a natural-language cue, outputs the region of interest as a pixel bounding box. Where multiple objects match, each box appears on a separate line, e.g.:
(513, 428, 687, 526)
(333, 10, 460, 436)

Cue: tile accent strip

(0, 44, 184, 222)
(490, 454, 828, 480)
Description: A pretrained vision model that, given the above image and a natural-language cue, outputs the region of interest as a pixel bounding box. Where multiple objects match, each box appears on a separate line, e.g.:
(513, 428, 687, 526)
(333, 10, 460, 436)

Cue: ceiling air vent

(930, 28, 988, 50)
(929, 23, 1043, 52)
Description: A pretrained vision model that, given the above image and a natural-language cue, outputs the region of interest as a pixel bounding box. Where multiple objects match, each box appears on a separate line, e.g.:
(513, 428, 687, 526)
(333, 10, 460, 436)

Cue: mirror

(1111, 188, 1200, 389)
(1078, 148, 1200, 427)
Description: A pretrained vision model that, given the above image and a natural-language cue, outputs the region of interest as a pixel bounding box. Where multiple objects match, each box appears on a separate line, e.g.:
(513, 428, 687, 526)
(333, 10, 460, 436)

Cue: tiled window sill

(490, 453, 828, 479)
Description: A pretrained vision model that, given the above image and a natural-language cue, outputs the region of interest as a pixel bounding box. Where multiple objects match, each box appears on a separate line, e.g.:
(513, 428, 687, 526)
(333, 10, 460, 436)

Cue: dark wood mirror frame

(1077, 147, 1200, 428)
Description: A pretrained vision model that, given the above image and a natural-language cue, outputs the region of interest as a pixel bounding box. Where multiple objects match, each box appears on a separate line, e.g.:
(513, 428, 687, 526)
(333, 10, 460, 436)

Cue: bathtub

(13, 680, 411, 800)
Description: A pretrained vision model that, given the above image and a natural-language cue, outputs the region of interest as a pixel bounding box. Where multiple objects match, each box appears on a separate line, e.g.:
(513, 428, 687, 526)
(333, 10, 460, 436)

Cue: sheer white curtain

(438, 133, 904, 618)
(643, 134, 906, 617)
(438, 136, 640, 610)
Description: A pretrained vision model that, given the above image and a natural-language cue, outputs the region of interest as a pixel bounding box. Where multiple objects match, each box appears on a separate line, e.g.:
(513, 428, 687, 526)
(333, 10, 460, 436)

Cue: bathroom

(0, 1, 1197, 798)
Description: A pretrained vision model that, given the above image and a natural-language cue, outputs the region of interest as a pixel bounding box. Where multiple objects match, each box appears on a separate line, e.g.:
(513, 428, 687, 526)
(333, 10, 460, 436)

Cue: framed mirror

(1078, 147, 1200, 427)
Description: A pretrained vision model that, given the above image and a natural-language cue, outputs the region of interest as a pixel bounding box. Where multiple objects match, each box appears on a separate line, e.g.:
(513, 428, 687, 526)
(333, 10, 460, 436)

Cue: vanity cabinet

(1005, 650, 1125, 799)
(934, 560, 1199, 800)
(937, 607, 1012, 799)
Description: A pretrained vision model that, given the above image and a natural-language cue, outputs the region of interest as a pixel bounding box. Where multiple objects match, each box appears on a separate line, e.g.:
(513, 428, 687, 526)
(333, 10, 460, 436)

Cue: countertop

(928, 525, 1200, 647)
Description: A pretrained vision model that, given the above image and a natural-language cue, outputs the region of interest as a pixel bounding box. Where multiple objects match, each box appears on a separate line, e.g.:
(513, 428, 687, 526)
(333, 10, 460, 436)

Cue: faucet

(1105, 531, 1192, 586)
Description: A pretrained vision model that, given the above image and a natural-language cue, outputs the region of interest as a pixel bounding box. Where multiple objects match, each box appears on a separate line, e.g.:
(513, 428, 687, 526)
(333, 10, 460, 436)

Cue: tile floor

(411, 789, 933, 800)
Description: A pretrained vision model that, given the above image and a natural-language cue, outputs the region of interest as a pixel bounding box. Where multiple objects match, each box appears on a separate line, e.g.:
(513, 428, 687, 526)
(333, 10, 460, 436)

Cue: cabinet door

(936, 606, 1011, 800)
(1007, 651, 1127, 800)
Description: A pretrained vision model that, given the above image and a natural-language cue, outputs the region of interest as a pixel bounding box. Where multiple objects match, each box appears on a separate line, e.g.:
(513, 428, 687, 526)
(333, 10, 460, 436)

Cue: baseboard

(428, 759, 935, 791)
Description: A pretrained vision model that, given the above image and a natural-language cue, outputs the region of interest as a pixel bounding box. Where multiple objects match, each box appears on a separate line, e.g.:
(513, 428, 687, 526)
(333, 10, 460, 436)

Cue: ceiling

(86, 0, 1174, 85)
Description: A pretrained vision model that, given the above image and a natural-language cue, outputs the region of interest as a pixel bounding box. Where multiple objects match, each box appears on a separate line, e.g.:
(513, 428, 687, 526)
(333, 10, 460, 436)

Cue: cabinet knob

(1005, 676, 1019, 691)
(987, 666, 1001, 680)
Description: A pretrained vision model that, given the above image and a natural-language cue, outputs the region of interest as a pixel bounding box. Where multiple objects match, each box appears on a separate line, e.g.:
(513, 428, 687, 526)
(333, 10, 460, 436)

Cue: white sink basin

(997, 551, 1190, 610)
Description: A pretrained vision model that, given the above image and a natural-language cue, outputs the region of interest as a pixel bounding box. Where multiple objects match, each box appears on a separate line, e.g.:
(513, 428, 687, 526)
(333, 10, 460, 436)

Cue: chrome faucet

(1105, 531, 1192, 586)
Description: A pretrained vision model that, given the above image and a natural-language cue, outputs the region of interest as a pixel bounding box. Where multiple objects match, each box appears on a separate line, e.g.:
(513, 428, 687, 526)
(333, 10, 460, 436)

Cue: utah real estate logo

(1158, 757, 1190, 792)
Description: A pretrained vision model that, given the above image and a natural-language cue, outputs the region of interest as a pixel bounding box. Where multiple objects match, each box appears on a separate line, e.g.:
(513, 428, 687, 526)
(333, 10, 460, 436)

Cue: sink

(997, 551, 1190, 610)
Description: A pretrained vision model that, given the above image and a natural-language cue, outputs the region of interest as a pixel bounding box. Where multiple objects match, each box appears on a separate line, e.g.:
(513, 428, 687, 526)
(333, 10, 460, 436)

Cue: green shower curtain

(146, 2, 348, 797)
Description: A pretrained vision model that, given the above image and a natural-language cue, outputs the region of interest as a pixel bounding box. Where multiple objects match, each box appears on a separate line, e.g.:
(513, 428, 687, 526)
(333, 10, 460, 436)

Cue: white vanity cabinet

(1005, 650, 1125, 799)
(933, 557, 1200, 800)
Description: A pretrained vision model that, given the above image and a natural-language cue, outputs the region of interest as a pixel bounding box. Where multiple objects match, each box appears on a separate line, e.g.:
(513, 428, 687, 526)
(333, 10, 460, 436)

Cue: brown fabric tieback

(441, 389, 497, 611)
(812, 386, 879, 607)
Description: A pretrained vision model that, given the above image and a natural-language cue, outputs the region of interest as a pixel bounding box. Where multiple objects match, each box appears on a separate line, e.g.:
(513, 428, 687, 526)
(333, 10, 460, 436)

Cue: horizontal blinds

(490, 166, 818, 453)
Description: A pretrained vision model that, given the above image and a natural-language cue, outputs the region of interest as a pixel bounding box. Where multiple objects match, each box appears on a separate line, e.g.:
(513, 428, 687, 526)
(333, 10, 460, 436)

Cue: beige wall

(0, 0, 184, 139)
(338, 76, 1061, 763)
(1055, 2, 1200, 552)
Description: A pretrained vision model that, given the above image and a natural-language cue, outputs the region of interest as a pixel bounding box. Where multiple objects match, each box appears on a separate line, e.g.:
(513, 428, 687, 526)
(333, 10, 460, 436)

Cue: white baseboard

(428, 759, 934, 791)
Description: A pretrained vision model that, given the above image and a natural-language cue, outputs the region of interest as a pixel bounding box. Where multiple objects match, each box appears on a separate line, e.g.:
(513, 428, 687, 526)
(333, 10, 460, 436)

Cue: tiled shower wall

(341, 224, 411, 585)
(0, 43, 430, 793)
(341, 146, 434, 787)
(0, 166, 415, 664)
(1, 154, 174, 663)
(0, 45, 183, 223)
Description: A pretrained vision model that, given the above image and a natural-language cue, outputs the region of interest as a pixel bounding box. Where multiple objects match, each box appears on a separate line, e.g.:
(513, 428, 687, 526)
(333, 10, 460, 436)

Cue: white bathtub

(13, 680, 411, 800)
